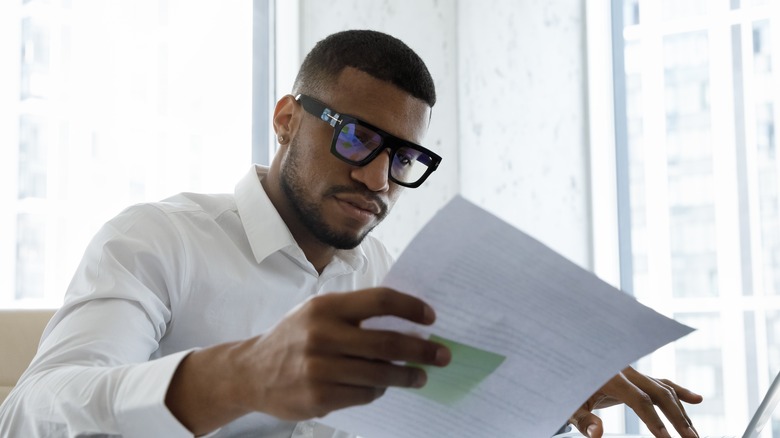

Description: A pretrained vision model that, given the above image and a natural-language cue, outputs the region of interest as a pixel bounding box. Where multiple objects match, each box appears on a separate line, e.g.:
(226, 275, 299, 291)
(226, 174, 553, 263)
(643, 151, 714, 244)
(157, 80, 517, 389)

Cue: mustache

(324, 185, 389, 217)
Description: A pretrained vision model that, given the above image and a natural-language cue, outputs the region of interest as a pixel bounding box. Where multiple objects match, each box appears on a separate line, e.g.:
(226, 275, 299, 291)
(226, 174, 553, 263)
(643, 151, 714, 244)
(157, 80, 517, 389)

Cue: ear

(273, 94, 298, 143)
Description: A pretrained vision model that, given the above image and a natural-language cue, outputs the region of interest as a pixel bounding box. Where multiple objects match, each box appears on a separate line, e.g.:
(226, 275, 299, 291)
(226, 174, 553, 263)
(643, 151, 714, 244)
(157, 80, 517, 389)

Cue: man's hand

(232, 287, 451, 419)
(165, 288, 451, 435)
(568, 366, 703, 438)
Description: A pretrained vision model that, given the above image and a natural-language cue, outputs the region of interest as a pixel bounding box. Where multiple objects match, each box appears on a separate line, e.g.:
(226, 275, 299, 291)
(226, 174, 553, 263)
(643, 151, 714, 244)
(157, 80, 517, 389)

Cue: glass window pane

(662, 0, 709, 21)
(674, 313, 726, 432)
(663, 31, 718, 298)
(768, 310, 780, 377)
(15, 213, 46, 300)
(752, 20, 779, 297)
(20, 17, 51, 99)
(18, 115, 48, 199)
(624, 0, 640, 26)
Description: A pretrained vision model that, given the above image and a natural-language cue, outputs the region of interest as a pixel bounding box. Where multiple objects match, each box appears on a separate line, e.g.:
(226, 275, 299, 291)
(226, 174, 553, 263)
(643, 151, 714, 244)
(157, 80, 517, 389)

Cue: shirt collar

(235, 165, 297, 264)
(234, 165, 368, 273)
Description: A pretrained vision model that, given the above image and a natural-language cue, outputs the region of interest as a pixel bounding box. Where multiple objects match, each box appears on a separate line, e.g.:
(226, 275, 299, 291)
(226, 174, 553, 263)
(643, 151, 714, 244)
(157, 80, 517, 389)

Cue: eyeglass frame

(294, 93, 442, 188)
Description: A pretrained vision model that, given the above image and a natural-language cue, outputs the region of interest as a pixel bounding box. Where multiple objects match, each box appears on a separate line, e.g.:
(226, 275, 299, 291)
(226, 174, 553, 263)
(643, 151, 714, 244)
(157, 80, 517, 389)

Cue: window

(1, 0, 260, 308)
(614, 0, 780, 435)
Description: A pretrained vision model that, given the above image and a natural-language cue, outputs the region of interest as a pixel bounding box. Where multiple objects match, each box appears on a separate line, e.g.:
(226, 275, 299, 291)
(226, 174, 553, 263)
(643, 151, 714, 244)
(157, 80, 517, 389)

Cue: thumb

(570, 408, 604, 438)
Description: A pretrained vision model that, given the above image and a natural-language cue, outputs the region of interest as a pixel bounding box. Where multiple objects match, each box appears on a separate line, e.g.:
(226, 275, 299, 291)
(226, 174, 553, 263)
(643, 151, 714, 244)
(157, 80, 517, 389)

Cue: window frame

(585, 0, 631, 432)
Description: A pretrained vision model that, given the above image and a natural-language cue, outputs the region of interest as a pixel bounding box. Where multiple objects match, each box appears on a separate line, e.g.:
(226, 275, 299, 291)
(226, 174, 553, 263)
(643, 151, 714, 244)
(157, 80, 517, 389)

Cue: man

(0, 30, 701, 438)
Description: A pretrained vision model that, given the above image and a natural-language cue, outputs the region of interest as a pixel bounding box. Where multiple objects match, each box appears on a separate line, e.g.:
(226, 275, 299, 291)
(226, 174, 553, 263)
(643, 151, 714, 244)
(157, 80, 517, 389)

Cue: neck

(296, 239, 337, 275)
(260, 167, 335, 275)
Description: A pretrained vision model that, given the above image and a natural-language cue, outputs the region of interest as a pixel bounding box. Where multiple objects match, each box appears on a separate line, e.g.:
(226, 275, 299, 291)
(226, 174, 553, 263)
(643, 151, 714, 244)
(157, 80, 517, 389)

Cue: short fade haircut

(292, 29, 436, 107)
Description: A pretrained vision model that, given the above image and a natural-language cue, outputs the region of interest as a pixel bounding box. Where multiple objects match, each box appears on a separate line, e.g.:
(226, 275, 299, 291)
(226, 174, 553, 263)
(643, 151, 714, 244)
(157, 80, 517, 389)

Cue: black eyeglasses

(295, 94, 442, 188)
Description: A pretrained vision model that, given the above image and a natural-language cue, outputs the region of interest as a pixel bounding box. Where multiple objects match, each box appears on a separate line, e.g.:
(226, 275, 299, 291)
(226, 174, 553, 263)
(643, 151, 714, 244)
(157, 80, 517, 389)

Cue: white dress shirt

(0, 165, 394, 438)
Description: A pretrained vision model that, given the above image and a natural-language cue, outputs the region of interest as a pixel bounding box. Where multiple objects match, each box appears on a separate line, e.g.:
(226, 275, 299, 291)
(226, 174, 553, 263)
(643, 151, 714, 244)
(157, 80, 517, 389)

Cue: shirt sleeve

(0, 204, 200, 438)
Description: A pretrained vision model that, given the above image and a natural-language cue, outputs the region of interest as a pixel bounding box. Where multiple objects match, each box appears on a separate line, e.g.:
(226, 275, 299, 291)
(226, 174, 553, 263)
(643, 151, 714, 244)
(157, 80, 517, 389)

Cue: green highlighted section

(406, 334, 506, 406)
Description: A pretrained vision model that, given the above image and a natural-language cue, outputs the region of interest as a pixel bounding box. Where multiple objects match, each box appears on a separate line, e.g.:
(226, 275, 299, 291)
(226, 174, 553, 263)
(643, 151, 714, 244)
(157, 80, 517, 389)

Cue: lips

(335, 194, 383, 215)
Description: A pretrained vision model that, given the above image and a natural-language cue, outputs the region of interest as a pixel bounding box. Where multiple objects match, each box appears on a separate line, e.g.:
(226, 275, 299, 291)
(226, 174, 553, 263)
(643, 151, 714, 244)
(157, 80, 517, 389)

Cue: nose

(350, 150, 391, 192)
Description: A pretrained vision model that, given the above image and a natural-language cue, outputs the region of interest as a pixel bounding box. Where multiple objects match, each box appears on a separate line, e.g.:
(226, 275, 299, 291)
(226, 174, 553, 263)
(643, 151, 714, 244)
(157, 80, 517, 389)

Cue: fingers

(598, 373, 673, 438)
(356, 329, 451, 365)
(303, 356, 428, 389)
(620, 368, 699, 438)
(283, 383, 387, 419)
(577, 368, 702, 438)
(255, 377, 390, 421)
(301, 288, 451, 367)
(569, 407, 603, 438)
(648, 377, 694, 432)
(314, 288, 436, 325)
(656, 377, 704, 404)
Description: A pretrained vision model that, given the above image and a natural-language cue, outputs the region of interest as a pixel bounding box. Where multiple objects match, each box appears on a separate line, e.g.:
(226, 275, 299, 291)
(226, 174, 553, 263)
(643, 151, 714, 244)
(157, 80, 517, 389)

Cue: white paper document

(320, 195, 693, 438)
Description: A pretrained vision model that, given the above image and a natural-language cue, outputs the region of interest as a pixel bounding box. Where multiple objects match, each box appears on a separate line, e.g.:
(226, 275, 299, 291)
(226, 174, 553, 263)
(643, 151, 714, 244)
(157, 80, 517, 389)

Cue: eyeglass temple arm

(297, 95, 340, 128)
(319, 108, 340, 128)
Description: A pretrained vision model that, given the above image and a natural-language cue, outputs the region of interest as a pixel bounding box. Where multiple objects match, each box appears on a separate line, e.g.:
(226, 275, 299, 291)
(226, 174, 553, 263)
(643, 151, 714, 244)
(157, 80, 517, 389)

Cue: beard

(279, 138, 390, 250)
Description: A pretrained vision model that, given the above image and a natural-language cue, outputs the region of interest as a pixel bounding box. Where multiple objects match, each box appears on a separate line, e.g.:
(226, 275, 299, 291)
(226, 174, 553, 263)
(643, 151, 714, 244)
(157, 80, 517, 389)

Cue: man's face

(280, 67, 431, 250)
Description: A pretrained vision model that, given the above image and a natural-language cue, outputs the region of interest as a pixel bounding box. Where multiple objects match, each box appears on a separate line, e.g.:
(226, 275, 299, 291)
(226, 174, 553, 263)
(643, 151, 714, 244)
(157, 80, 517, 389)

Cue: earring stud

(278, 135, 286, 144)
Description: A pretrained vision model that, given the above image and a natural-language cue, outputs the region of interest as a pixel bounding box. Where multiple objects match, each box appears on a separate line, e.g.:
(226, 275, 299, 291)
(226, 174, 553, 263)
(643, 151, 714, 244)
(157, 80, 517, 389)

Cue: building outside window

(617, 0, 780, 435)
(0, 0, 254, 307)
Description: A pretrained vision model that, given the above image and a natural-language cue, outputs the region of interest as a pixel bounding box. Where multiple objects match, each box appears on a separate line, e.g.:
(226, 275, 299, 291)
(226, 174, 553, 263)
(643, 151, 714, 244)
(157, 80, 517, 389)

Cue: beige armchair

(0, 309, 56, 404)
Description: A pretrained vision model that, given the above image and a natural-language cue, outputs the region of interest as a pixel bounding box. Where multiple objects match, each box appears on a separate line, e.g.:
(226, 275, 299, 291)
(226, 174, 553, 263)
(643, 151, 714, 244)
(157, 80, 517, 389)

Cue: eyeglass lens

(335, 122, 432, 185)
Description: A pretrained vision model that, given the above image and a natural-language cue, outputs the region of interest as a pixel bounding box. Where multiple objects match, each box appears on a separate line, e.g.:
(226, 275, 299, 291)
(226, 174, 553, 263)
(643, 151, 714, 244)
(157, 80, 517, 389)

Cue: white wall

(298, 0, 592, 267)
(458, 0, 592, 267)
